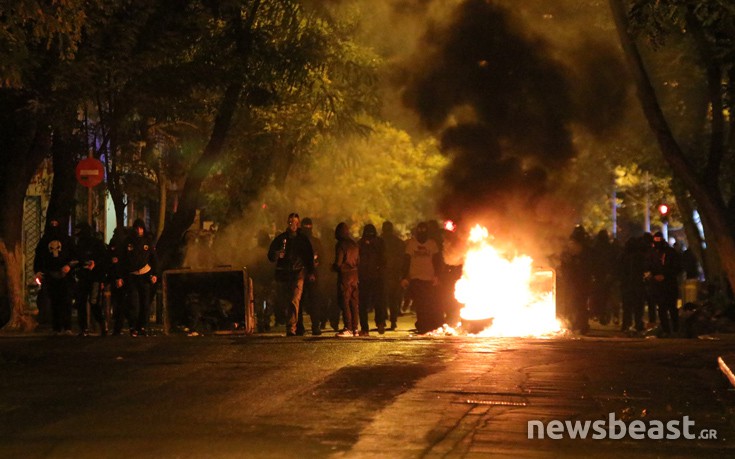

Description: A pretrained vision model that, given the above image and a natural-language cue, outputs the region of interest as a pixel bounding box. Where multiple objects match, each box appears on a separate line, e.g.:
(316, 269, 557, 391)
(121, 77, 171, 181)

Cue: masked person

(358, 224, 386, 335)
(381, 221, 405, 330)
(645, 231, 682, 337)
(34, 214, 77, 335)
(117, 219, 158, 337)
(332, 222, 359, 337)
(74, 222, 110, 336)
(402, 221, 442, 334)
(300, 217, 325, 335)
(619, 236, 646, 334)
(267, 213, 315, 336)
(109, 227, 134, 335)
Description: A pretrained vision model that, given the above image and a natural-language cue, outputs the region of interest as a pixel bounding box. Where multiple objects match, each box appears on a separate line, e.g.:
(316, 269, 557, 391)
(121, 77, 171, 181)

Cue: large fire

(454, 225, 562, 337)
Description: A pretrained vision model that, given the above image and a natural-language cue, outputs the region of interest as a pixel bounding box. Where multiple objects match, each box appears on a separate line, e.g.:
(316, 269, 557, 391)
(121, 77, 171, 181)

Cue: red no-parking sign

(75, 157, 105, 188)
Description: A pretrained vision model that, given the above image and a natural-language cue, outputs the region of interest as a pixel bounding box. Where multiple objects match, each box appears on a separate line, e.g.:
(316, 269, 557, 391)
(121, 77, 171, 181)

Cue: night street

(2, 316, 734, 459)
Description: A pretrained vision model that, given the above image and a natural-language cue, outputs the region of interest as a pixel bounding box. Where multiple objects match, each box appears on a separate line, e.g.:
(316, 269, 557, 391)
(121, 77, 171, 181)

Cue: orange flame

(454, 224, 562, 337)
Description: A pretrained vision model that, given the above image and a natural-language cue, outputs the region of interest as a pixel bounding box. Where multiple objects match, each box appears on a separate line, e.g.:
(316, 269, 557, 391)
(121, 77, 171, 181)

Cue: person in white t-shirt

(401, 222, 443, 333)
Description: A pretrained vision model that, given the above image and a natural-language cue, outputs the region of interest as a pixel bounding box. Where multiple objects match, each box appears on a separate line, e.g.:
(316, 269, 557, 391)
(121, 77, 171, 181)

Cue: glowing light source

(454, 225, 562, 337)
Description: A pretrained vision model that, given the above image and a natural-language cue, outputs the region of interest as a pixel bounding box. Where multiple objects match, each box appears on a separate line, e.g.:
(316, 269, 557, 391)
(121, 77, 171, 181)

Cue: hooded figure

(646, 231, 682, 336)
(120, 218, 159, 336)
(403, 221, 442, 334)
(299, 217, 325, 335)
(74, 223, 108, 282)
(74, 222, 110, 336)
(358, 223, 386, 335)
(34, 215, 76, 278)
(332, 222, 359, 336)
(33, 213, 76, 334)
(381, 221, 405, 330)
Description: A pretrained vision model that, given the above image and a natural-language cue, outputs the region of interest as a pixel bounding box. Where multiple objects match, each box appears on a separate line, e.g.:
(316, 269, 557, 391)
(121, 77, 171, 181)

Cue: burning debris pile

(428, 225, 565, 338)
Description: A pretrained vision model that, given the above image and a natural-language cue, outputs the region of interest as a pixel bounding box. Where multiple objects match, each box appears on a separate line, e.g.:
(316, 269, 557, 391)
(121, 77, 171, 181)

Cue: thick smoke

(391, 0, 629, 258)
(191, 0, 631, 267)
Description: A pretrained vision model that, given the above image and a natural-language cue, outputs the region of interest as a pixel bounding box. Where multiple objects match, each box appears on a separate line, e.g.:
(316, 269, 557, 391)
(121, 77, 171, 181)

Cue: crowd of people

(33, 215, 158, 337)
(557, 226, 699, 337)
(33, 210, 461, 338)
(34, 209, 715, 339)
(256, 213, 460, 337)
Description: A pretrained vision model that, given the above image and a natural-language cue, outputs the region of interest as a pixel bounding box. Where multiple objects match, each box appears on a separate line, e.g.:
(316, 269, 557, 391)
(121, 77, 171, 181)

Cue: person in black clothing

(267, 213, 315, 336)
(333, 222, 359, 337)
(619, 236, 646, 333)
(641, 232, 657, 327)
(558, 226, 593, 334)
(300, 217, 325, 335)
(34, 215, 77, 335)
(109, 226, 133, 335)
(439, 226, 463, 327)
(381, 221, 405, 330)
(117, 219, 158, 336)
(74, 222, 110, 336)
(645, 231, 682, 337)
(358, 224, 386, 335)
(588, 230, 619, 325)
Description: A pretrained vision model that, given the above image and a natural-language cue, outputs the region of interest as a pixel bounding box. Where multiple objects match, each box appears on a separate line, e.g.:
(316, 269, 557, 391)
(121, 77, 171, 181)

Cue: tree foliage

(256, 120, 447, 234)
(610, 0, 735, 296)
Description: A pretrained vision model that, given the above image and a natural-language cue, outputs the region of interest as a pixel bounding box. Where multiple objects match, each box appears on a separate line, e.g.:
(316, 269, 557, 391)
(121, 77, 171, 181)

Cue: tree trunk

(0, 90, 53, 332)
(0, 241, 36, 332)
(156, 80, 244, 269)
(45, 129, 79, 229)
(671, 181, 706, 276)
(609, 0, 735, 297)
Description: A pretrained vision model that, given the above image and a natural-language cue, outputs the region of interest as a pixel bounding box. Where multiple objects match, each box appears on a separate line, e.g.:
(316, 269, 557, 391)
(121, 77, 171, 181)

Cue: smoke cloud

(195, 0, 632, 267)
(379, 0, 629, 258)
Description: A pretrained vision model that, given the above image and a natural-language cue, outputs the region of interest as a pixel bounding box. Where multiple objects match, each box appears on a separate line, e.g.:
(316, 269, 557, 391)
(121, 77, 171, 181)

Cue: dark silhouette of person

(381, 221, 405, 330)
(117, 219, 158, 336)
(267, 213, 315, 336)
(641, 232, 658, 327)
(109, 226, 133, 335)
(74, 222, 110, 336)
(358, 224, 386, 335)
(559, 225, 592, 334)
(588, 229, 619, 325)
(645, 231, 682, 337)
(402, 221, 442, 334)
(34, 214, 76, 335)
(619, 236, 646, 333)
(300, 217, 325, 335)
(332, 222, 359, 337)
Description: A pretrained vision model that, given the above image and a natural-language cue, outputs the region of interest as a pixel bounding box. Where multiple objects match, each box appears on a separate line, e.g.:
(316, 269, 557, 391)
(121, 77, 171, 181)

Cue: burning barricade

(428, 224, 564, 338)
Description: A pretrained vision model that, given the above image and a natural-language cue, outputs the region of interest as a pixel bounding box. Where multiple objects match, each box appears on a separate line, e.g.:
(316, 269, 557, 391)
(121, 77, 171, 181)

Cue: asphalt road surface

(1, 319, 734, 458)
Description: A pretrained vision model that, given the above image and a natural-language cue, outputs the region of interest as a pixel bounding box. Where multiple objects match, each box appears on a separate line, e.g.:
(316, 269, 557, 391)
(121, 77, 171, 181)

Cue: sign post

(75, 157, 105, 225)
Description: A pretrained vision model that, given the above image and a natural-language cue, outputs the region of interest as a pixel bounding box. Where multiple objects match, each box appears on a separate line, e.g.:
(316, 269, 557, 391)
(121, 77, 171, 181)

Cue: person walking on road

(402, 221, 442, 334)
(645, 231, 682, 337)
(300, 217, 325, 336)
(74, 222, 110, 336)
(381, 221, 405, 330)
(117, 219, 158, 337)
(332, 222, 360, 337)
(267, 213, 315, 336)
(358, 224, 386, 335)
(34, 214, 77, 335)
